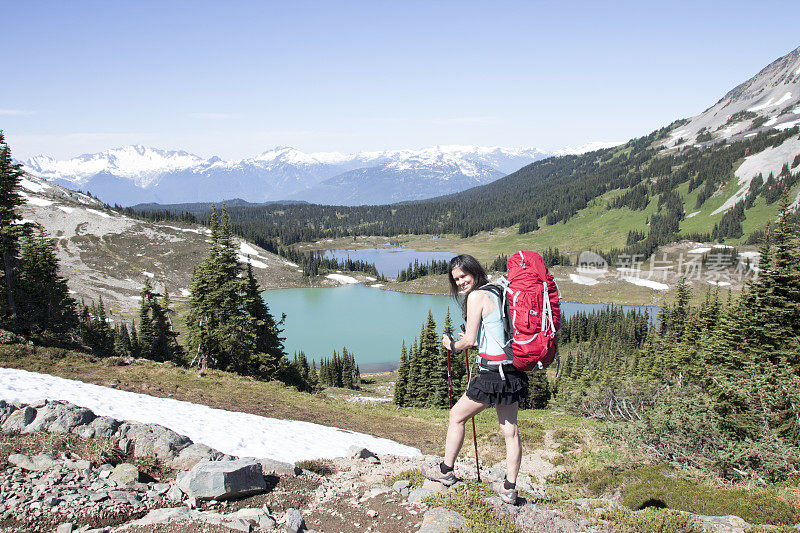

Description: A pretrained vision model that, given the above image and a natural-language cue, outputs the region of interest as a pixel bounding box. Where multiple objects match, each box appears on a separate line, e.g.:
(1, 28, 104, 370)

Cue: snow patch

(713, 244, 733, 249)
(180, 289, 191, 297)
(739, 251, 761, 258)
(621, 276, 669, 291)
(19, 192, 54, 207)
(748, 92, 792, 112)
(688, 247, 712, 254)
(283, 261, 299, 267)
(686, 211, 700, 218)
(85, 208, 111, 218)
(346, 396, 392, 404)
(238, 255, 267, 269)
(712, 137, 800, 216)
(569, 274, 600, 286)
(19, 178, 49, 193)
(708, 281, 732, 286)
(370, 284, 384, 288)
(141, 271, 155, 278)
(239, 242, 261, 256)
(56, 206, 74, 214)
(326, 273, 359, 284)
(0, 368, 420, 463)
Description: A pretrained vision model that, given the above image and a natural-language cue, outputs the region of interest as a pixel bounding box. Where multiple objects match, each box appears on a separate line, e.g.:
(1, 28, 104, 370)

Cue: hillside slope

(14, 175, 333, 316)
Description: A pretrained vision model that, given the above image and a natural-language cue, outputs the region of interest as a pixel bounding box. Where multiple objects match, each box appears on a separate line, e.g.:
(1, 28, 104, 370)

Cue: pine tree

(187, 204, 258, 374)
(16, 225, 76, 334)
(0, 131, 25, 331)
(242, 260, 286, 378)
(394, 341, 409, 406)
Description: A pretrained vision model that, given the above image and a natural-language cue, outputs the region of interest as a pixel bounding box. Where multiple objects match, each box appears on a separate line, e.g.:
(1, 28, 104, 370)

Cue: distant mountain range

(22, 143, 620, 206)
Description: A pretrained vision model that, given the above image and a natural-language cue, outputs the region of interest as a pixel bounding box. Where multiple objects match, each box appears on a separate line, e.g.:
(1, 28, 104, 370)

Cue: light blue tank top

(476, 290, 508, 358)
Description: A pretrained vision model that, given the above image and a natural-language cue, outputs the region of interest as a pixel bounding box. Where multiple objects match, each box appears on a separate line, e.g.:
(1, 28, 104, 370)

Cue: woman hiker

(423, 254, 528, 505)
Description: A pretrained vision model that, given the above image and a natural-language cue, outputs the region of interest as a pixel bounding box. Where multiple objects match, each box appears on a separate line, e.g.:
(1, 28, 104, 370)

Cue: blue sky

(3, 0, 800, 160)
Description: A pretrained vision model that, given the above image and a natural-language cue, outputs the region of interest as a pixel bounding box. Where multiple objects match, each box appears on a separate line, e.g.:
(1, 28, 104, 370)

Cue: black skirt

(466, 366, 529, 405)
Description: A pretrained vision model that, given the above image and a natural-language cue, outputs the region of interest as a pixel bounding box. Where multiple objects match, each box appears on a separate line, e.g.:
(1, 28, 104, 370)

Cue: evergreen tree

(0, 131, 25, 331)
(394, 341, 409, 406)
(16, 225, 77, 334)
(242, 260, 286, 377)
(187, 204, 258, 374)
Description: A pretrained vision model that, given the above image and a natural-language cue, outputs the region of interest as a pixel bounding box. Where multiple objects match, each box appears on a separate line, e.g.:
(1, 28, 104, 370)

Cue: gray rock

(153, 483, 171, 495)
(177, 459, 266, 500)
(285, 508, 305, 533)
(90, 416, 121, 438)
(234, 507, 277, 530)
(166, 484, 184, 502)
(170, 443, 222, 470)
(691, 513, 750, 533)
(123, 506, 192, 527)
(8, 453, 57, 471)
(126, 423, 191, 461)
(109, 463, 139, 486)
(393, 479, 411, 497)
(408, 487, 435, 504)
(71, 424, 95, 439)
(418, 506, 467, 533)
(0, 400, 17, 425)
(348, 446, 379, 462)
(25, 401, 96, 434)
(1, 406, 36, 432)
(224, 517, 252, 532)
(256, 457, 302, 477)
(56, 524, 74, 533)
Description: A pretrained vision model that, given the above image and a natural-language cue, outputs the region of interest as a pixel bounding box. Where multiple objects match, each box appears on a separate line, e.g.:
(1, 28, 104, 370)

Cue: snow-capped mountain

(22, 144, 614, 206)
(664, 45, 800, 147)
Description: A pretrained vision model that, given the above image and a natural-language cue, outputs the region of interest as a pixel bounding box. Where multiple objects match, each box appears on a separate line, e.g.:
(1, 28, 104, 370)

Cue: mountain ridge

(22, 142, 620, 207)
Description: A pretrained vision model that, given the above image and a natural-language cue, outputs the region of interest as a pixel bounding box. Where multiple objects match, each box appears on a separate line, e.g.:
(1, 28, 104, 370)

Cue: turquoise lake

(262, 284, 659, 372)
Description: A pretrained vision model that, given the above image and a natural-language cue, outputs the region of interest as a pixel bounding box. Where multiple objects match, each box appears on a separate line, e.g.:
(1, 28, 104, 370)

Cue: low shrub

(296, 459, 335, 477)
(386, 468, 424, 490)
(422, 482, 519, 533)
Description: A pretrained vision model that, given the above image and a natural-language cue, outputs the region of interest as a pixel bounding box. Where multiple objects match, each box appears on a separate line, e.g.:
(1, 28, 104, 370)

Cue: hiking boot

(491, 480, 518, 505)
(423, 462, 457, 486)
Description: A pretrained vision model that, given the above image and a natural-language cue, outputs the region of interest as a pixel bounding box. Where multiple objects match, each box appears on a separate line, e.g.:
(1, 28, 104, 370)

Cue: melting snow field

(569, 273, 600, 286)
(326, 273, 359, 284)
(621, 276, 669, 291)
(0, 368, 420, 463)
(712, 136, 800, 216)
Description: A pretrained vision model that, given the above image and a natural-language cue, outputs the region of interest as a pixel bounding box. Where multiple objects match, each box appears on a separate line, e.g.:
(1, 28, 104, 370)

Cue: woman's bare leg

(495, 402, 521, 483)
(443, 394, 489, 467)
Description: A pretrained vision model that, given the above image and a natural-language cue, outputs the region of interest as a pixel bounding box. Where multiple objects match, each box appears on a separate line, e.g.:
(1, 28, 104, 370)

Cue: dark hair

(448, 254, 489, 318)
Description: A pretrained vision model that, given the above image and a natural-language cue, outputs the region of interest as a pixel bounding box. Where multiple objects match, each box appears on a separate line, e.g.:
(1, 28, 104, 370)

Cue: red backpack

(482, 250, 561, 372)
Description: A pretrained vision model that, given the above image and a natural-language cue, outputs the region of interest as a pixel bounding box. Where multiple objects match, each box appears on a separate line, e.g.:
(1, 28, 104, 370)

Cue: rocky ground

(2, 398, 788, 533)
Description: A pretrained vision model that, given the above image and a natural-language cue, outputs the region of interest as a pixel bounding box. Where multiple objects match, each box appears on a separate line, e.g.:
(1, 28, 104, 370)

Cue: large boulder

(256, 457, 302, 477)
(0, 400, 18, 425)
(24, 401, 96, 434)
(125, 423, 192, 461)
(2, 405, 36, 432)
(109, 463, 140, 486)
(170, 443, 225, 470)
(418, 507, 468, 533)
(89, 416, 121, 438)
(8, 453, 58, 471)
(176, 459, 267, 500)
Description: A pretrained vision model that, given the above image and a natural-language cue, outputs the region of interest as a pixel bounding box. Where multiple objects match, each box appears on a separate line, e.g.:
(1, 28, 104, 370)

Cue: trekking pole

(464, 345, 481, 482)
(445, 330, 454, 409)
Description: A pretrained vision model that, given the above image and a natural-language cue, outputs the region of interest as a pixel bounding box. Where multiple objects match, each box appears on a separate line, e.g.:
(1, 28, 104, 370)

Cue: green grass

(580, 464, 800, 526)
(422, 482, 520, 533)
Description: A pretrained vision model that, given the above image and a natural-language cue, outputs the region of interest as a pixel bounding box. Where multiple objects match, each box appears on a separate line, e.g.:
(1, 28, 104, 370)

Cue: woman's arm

(442, 291, 485, 352)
